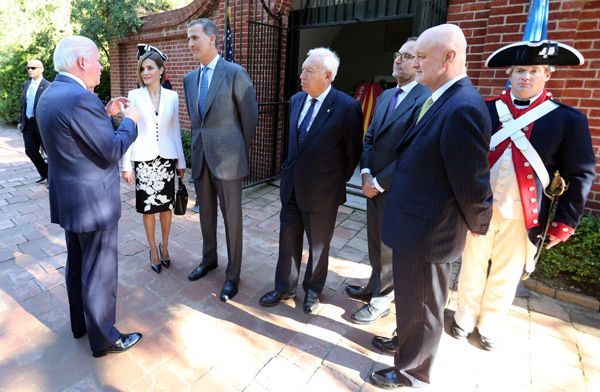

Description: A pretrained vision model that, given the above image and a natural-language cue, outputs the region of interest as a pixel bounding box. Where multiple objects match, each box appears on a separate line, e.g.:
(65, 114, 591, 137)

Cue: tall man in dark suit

(259, 48, 363, 314)
(345, 37, 430, 325)
(18, 59, 50, 183)
(183, 19, 258, 302)
(36, 36, 143, 357)
(369, 24, 493, 389)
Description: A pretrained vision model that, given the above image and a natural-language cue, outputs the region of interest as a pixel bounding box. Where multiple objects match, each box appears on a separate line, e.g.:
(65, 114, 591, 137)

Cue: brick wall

(447, 0, 600, 214)
(110, 0, 599, 212)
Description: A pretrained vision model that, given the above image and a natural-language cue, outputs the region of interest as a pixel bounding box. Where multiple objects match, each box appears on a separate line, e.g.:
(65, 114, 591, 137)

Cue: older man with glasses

(345, 37, 430, 327)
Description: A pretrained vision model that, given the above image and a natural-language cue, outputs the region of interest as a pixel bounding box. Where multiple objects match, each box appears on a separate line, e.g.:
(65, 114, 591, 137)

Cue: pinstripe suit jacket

(183, 58, 258, 181)
(381, 77, 493, 264)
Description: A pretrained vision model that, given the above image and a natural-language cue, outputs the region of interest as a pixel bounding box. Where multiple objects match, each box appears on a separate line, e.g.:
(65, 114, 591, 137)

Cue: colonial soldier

(450, 39, 596, 350)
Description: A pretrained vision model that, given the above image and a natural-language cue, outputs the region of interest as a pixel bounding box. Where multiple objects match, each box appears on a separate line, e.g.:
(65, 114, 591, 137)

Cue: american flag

(222, 7, 234, 62)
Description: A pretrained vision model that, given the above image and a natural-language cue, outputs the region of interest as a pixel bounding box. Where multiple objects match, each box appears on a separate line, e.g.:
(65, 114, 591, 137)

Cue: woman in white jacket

(122, 47, 186, 274)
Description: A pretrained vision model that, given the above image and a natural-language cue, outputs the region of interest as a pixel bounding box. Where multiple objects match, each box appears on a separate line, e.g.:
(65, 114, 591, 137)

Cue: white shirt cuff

(373, 177, 385, 193)
(360, 168, 371, 175)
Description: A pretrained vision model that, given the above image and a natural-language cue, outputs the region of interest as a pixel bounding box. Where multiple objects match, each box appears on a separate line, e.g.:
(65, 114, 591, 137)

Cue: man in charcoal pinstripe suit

(183, 18, 258, 302)
(369, 24, 493, 389)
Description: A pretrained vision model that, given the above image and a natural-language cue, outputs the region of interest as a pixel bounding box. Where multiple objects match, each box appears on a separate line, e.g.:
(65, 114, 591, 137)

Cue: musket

(521, 170, 568, 280)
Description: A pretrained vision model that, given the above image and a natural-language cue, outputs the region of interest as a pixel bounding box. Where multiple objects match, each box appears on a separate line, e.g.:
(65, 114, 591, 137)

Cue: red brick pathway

(0, 124, 598, 391)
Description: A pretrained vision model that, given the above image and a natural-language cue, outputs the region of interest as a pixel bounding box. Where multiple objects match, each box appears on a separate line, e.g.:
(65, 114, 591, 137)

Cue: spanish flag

(354, 82, 383, 134)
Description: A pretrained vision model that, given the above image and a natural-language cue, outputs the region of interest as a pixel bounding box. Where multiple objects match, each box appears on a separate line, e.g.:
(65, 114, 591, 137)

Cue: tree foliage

(0, 0, 185, 123)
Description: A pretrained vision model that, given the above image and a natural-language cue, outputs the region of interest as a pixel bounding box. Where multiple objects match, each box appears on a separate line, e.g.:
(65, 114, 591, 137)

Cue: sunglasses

(393, 52, 415, 62)
(27, 67, 39, 70)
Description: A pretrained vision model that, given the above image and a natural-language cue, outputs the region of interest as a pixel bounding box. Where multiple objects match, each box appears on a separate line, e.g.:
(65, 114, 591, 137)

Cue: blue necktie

(26, 83, 36, 119)
(198, 66, 209, 118)
(297, 98, 317, 145)
(383, 88, 402, 123)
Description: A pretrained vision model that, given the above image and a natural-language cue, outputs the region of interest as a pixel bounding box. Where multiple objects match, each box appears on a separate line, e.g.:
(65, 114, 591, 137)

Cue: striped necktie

(297, 98, 317, 145)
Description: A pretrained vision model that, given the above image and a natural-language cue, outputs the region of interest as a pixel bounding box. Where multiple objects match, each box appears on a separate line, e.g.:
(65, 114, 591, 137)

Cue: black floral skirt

(134, 156, 176, 214)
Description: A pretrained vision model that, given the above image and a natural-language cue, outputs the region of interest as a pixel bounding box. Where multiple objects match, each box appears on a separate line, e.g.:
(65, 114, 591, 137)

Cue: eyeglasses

(394, 52, 415, 62)
(27, 67, 39, 70)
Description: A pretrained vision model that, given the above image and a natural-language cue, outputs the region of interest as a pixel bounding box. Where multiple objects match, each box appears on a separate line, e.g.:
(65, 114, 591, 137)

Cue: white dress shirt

(199, 55, 220, 90)
(25, 79, 41, 119)
(297, 85, 331, 133)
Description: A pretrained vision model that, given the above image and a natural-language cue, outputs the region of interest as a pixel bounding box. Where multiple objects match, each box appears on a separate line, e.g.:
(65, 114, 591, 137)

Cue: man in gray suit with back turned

(345, 37, 430, 326)
(183, 18, 258, 302)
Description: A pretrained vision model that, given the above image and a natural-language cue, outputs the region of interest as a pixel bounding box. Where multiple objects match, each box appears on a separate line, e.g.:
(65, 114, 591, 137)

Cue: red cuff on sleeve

(547, 221, 574, 242)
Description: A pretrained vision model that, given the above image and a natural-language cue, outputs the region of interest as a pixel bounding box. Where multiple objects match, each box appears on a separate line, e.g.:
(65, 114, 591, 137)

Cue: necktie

(26, 83, 36, 119)
(416, 97, 434, 123)
(198, 66, 209, 118)
(297, 98, 317, 145)
(383, 88, 402, 123)
(513, 99, 530, 106)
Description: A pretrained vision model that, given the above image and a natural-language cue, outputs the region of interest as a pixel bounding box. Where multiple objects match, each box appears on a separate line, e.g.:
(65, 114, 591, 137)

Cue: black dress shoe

(351, 303, 390, 325)
(345, 285, 371, 302)
(187, 263, 217, 281)
(369, 367, 411, 389)
(303, 290, 320, 314)
(220, 280, 238, 302)
(449, 319, 468, 339)
(35, 176, 47, 184)
(259, 290, 296, 307)
(372, 335, 398, 354)
(92, 332, 143, 358)
(149, 250, 161, 274)
(159, 242, 170, 268)
(478, 334, 497, 351)
(72, 330, 87, 339)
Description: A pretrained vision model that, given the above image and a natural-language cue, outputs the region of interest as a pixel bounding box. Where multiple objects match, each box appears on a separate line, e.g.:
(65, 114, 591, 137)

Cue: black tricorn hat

(485, 40, 584, 68)
(136, 44, 168, 61)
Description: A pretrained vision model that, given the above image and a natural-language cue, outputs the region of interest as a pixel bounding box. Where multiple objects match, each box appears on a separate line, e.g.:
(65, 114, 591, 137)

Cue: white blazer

(122, 87, 186, 171)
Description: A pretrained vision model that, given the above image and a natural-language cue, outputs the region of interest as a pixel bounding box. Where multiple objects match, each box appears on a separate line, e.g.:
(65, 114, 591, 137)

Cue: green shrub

(535, 214, 600, 298)
(180, 128, 192, 168)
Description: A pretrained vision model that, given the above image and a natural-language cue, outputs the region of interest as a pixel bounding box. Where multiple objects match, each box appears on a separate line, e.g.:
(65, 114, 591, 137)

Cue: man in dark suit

(183, 18, 259, 302)
(18, 59, 50, 183)
(36, 35, 143, 358)
(345, 37, 430, 325)
(369, 24, 493, 389)
(259, 48, 363, 314)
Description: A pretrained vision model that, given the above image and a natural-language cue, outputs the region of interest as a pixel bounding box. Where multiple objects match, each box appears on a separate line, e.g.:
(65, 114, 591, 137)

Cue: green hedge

(535, 214, 600, 298)
(181, 128, 192, 168)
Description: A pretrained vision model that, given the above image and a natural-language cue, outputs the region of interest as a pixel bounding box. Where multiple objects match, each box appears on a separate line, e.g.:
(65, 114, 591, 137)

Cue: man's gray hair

(307, 47, 340, 81)
(188, 18, 219, 49)
(53, 36, 97, 72)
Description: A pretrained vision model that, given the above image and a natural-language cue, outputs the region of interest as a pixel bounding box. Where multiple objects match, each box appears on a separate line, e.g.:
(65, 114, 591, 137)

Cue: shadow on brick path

(1, 123, 599, 391)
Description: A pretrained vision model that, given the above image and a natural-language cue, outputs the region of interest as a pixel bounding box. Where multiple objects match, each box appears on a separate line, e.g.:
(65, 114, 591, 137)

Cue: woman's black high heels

(150, 250, 161, 274)
(159, 242, 170, 268)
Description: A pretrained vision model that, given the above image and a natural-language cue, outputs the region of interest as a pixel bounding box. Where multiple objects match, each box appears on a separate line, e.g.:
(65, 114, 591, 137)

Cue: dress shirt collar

(509, 90, 543, 108)
(59, 71, 87, 89)
(398, 80, 418, 95)
(431, 73, 467, 102)
(307, 85, 332, 104)
(201, 54, 219, 70)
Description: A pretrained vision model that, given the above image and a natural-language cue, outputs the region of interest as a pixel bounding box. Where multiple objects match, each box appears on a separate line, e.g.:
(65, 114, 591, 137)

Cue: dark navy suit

(274, 87, 363, 294)
(381, 77, 493, 385)
(19, 78, 50, 179)
(36, 74, 137, 352)
(361, 84, 430, 301)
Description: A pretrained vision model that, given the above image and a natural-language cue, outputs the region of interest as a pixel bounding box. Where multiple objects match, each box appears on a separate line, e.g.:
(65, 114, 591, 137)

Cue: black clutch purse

(174, 177, 188, 215)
